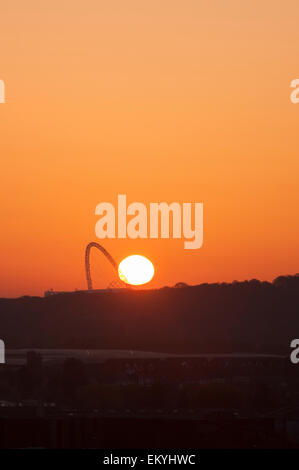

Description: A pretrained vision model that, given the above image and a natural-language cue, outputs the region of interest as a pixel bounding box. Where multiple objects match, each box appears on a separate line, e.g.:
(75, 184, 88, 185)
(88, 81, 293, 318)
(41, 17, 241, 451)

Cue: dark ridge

(0, 274, 298, 353)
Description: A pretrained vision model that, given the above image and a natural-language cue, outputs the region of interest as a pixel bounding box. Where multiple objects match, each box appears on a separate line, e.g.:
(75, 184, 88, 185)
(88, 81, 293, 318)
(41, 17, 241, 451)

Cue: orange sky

(0, 1, 299, 297)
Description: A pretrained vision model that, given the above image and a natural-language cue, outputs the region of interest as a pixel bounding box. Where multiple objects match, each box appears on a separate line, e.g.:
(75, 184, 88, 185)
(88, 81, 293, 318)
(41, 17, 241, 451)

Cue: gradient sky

(0, 1, 299, 296)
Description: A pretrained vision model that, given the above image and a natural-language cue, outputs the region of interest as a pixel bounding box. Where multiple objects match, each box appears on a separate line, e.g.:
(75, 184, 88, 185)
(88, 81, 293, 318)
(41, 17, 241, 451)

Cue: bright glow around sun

(118, 255, 155, 286)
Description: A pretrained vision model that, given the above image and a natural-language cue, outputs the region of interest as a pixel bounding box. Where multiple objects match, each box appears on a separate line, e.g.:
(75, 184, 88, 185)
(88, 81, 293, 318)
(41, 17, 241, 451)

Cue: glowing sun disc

(118, 255, 154, 286)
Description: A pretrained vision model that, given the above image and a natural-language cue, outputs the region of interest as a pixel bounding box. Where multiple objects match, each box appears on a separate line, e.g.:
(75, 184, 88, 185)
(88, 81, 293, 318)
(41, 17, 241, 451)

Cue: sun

(118, 255, 155, 286)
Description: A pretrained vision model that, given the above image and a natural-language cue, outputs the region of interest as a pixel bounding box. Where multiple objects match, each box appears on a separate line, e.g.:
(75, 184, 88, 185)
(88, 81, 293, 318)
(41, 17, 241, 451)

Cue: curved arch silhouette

(85, 242, 119, 290)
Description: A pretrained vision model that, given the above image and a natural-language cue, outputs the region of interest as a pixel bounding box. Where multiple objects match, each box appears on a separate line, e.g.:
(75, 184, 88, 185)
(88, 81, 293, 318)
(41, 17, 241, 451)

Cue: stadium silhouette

(85, 242, 127, 290)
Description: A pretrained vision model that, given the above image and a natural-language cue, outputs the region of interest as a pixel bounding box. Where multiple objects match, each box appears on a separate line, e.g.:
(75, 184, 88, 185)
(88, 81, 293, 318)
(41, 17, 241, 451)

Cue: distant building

(44, 288, 125, 297)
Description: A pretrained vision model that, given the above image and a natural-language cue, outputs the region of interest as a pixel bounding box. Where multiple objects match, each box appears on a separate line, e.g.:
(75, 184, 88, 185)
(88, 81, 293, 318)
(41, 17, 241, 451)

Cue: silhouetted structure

(85, 242, 119, 290)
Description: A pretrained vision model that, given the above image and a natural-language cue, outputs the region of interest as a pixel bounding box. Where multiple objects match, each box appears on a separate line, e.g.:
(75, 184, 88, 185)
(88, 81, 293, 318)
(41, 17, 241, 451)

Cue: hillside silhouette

(0, 274, 298, 353)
